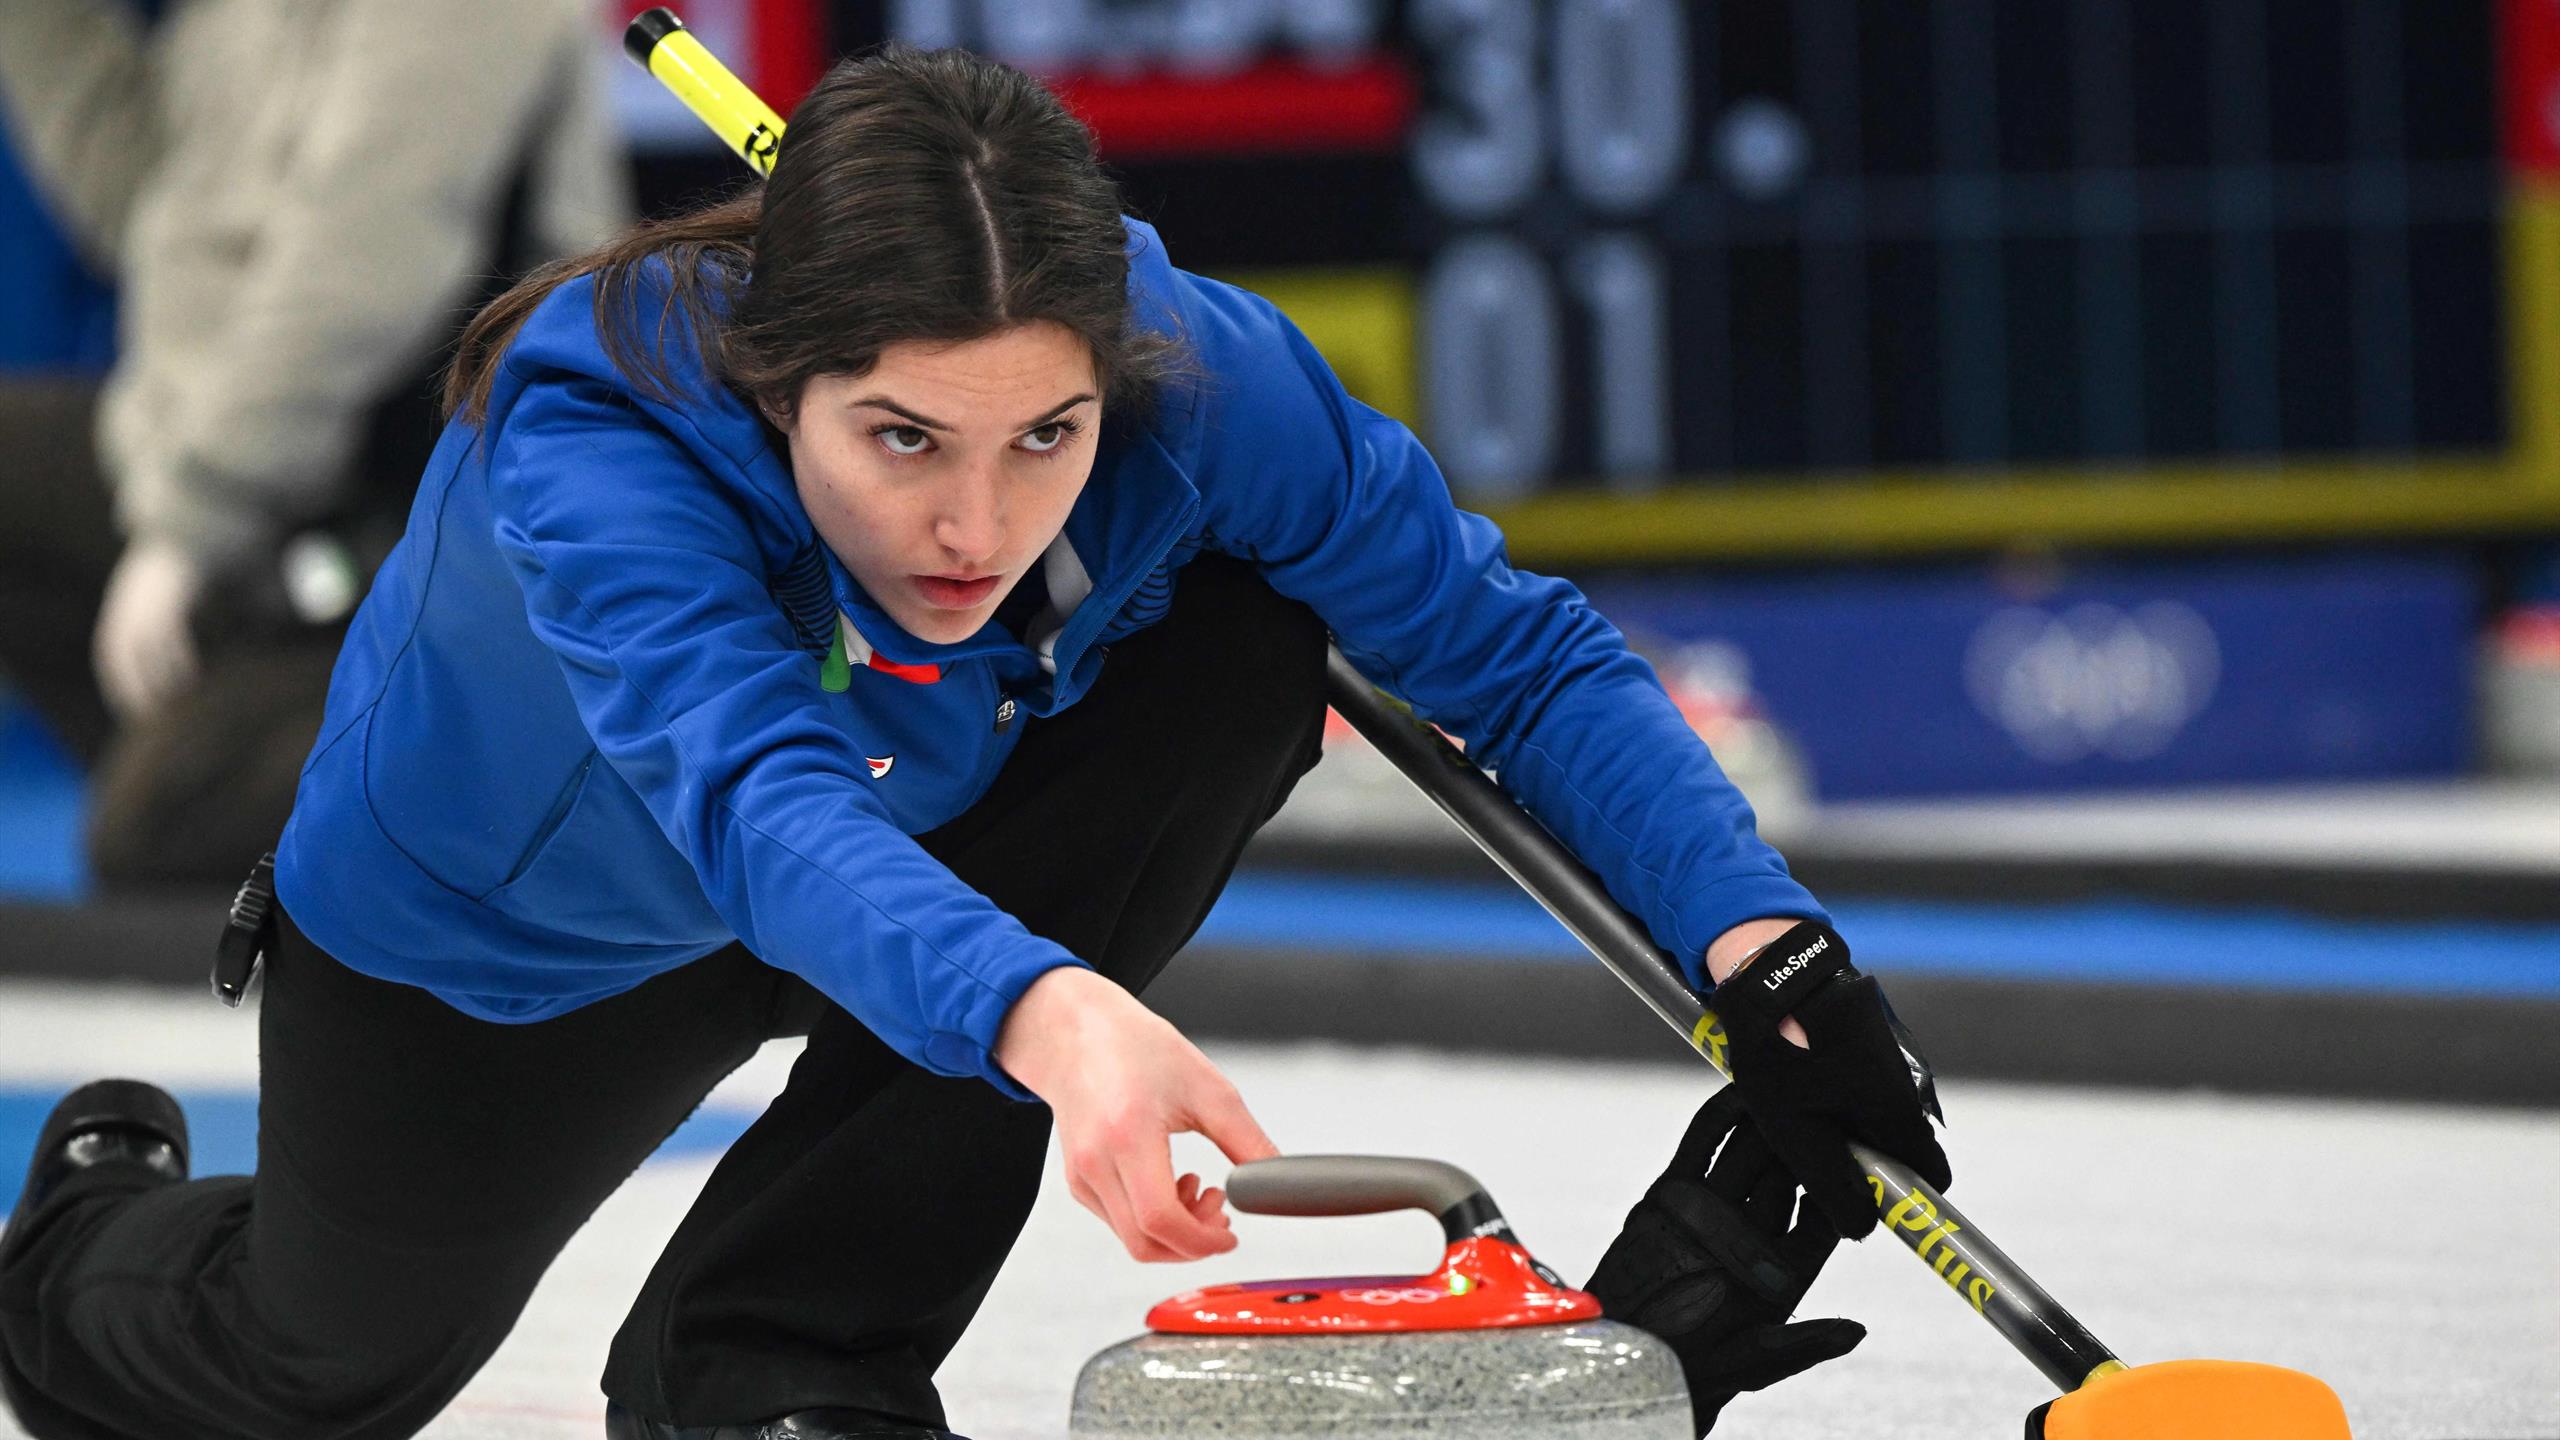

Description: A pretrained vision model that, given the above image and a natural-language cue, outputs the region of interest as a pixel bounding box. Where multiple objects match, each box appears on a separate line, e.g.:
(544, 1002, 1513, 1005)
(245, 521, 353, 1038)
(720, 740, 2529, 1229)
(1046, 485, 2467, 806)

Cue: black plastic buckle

(212, 852, 278, 1008)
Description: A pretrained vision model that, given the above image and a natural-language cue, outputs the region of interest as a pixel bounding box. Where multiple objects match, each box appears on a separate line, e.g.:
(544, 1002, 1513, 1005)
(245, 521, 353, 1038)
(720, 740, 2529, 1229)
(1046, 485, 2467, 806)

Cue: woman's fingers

(1175, 1173, 1229, 1229)
(1114, 1140, 1234, 1262)
(1190, 1080, 1279, 1166)
(1077, 1151, 1177, 1262)
(1071, 1121, 1234, 1262)
(1067, 1157, 1145, 1258)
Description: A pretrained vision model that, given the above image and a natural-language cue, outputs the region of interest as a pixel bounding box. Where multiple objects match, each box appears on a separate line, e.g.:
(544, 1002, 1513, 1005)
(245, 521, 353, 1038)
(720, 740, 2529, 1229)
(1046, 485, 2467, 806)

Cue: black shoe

(605, 1401, 967, 1439)
(6, 1079, 190, 1237)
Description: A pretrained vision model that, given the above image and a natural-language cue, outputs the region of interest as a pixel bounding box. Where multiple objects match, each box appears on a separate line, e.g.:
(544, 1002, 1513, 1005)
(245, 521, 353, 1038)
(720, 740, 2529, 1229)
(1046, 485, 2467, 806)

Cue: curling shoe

(605, 1401, 969, 1439)
(7, 1079, 189, 1234)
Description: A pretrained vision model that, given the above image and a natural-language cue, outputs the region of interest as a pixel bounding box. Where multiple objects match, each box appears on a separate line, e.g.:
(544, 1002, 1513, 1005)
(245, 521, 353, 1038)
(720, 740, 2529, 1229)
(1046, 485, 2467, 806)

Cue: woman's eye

(1019, 423, 1069, 454)
(876, 425, 932, 456)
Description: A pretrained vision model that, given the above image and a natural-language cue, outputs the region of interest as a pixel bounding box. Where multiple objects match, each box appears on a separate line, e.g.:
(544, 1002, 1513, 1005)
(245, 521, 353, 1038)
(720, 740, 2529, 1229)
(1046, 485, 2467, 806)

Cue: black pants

(0, 376, 341, 887)
(0, 556, 1330, 1439)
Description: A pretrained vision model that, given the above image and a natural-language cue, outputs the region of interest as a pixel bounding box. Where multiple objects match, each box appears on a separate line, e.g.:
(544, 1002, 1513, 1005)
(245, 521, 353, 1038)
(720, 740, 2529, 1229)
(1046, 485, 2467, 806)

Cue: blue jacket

(276, 220, 1822, 1094)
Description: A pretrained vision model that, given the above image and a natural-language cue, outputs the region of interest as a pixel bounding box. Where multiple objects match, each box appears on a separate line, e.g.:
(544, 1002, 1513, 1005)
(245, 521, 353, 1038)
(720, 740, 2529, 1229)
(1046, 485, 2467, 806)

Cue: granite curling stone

(1069, 1156, 1689, 1439)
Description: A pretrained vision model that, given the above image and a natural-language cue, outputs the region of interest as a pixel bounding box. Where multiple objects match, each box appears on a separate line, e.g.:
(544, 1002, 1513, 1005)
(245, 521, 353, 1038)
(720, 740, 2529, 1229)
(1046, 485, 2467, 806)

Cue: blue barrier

(1582, 548, 2475, 798)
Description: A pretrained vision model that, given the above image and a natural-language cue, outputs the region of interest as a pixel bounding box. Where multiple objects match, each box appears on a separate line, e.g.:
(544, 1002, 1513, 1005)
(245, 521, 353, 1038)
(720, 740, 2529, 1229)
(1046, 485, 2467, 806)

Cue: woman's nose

(934, 467, 1004, 564)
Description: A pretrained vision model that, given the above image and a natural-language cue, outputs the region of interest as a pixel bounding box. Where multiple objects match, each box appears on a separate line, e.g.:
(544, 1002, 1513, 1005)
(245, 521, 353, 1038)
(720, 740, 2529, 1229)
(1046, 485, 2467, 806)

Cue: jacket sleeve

(485, 367, 1084, 1094)
(109, 0, 624, 566)
(1175, 271, 1825, 986)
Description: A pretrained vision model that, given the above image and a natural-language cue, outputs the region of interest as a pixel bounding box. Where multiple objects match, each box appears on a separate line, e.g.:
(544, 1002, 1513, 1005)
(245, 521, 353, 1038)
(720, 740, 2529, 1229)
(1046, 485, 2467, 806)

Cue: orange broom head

(2038, 1359, 2352, 1440)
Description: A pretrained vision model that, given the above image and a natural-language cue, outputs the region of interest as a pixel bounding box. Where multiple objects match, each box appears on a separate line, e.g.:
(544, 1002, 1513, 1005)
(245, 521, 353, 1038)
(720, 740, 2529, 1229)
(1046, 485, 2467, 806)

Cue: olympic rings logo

(1338, 1287, 1445, 1306)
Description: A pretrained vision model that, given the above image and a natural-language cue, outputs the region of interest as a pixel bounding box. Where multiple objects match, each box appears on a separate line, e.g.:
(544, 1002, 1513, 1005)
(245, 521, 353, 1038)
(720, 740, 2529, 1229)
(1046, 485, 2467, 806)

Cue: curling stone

(1070, 1156, 1689, 1439)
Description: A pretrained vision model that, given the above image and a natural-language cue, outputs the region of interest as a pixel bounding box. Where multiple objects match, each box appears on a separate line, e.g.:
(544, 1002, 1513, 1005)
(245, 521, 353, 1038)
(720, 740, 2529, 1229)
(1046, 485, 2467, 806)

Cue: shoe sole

(37, 1079, 190, 1173)
(9, 1078, 192, 1236)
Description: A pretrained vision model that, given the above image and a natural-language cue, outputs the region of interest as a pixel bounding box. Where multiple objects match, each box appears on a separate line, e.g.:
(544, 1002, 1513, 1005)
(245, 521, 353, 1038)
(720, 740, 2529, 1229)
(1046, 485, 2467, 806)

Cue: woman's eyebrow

(849, 396, 953, 431)
(1017, 393, 1098, 430)
(848, 392, 1097, 433)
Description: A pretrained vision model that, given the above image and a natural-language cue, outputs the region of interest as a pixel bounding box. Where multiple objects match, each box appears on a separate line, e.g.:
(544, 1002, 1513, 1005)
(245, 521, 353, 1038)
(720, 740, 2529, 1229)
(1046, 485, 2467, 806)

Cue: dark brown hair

(445, 44, 1185, 425)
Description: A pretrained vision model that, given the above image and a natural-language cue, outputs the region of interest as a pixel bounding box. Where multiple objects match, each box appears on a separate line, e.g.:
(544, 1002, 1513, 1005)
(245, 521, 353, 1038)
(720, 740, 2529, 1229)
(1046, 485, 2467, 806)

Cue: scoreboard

(630, 1, 2560, 563)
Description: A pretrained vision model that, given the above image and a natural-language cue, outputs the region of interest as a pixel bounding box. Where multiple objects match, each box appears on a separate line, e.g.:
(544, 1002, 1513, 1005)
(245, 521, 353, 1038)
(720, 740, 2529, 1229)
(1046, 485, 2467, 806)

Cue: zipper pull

(994, 696, 1018, 734)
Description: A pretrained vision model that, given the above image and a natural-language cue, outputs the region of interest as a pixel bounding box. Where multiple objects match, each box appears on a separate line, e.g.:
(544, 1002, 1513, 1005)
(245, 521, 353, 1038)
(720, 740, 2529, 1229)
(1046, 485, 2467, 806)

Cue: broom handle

(1321, 650, 2125, 1394)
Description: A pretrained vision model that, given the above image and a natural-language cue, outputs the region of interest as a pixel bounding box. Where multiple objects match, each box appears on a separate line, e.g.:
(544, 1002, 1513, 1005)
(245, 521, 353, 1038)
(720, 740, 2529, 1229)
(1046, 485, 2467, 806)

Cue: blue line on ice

(1196, 873, 2560, 997)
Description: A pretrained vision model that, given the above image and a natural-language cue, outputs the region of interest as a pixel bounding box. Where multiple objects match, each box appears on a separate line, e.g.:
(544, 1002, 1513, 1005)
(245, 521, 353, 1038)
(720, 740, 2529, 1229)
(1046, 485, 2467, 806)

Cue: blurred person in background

(0, 0, 631, 885)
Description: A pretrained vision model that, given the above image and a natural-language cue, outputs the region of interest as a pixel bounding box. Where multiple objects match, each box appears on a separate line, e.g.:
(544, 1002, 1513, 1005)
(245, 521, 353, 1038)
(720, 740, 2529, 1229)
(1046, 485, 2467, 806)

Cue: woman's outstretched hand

(995, 965, 1279, 1262)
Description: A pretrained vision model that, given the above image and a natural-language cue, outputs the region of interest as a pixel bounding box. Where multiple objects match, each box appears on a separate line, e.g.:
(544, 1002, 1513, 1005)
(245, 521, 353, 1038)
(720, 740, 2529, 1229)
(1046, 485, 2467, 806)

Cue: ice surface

(1, 984, 2554, 1438)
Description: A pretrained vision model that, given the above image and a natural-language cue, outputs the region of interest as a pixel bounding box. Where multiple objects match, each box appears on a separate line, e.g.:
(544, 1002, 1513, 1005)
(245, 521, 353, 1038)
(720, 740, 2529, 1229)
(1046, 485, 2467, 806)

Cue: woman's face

(778, 322, 1102, 645)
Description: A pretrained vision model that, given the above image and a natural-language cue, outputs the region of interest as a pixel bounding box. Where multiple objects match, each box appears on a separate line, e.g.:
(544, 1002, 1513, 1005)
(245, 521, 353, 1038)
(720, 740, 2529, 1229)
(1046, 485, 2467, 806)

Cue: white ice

(1, 981, 2555, 1439)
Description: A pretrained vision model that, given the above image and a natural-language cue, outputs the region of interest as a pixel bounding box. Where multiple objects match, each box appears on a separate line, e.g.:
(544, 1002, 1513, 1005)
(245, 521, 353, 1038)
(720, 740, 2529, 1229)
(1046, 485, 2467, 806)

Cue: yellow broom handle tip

(621, 7, 789, 177)
(624, 7, 685, 68)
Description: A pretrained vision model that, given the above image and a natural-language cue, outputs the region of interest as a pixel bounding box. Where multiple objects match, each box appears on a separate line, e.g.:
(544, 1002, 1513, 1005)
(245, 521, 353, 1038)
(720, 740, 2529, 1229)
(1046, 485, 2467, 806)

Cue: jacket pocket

(486, 753, 598, 897)
(479, 760, 726, 945)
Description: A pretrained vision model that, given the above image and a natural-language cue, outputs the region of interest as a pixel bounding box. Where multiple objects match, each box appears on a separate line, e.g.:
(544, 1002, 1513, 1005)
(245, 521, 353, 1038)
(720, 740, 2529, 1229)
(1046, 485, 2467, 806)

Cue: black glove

(1710, 921, 1951, 1239)
(1585, 1087, 1866, 1437)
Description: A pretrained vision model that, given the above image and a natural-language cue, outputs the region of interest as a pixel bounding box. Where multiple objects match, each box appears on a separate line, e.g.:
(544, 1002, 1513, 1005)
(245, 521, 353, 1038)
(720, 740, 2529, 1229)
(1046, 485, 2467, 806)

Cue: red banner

(1046, 57, 1416, 160)
(2506, 0, 2560, 173)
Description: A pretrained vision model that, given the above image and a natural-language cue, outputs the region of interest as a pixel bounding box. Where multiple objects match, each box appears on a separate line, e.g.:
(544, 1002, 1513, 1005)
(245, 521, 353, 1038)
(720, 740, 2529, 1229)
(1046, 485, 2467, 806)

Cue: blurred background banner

(1580, 549, 2476, 797)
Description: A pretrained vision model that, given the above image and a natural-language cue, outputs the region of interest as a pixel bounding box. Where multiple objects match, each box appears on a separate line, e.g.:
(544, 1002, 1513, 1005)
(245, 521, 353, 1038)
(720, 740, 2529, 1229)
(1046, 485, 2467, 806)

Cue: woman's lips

(913, 573, 1001, 610)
